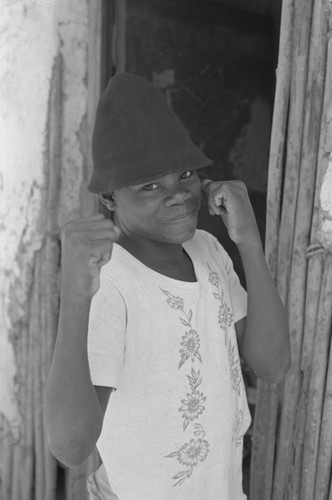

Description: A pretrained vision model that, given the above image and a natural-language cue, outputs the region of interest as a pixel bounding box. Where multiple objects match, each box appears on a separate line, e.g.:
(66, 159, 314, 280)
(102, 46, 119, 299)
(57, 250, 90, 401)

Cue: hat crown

(89, 73, 211, 193)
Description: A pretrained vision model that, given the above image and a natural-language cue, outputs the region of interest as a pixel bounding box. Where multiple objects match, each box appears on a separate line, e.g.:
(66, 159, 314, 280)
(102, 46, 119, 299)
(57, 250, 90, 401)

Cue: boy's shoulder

(187, 228, 225, 256)
(191, 228, 216, 244)
(101, 243, 137, 279)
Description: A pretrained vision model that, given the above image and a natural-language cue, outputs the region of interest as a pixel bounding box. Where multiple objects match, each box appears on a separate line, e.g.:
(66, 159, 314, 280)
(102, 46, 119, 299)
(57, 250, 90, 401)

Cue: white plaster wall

(0, 0, 91, 437)
(0, 0, 58, 435)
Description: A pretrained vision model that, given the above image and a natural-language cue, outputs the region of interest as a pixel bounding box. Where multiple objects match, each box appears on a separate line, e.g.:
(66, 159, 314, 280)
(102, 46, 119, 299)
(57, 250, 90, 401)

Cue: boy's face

(113, 170, 202, 245)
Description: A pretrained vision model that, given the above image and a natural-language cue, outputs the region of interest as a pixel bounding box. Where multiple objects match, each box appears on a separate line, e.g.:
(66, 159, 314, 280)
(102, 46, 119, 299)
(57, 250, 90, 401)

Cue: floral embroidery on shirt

(179, 368, 206, 430)
(162, 290, 184, 311)
(208, 268, 220, 287)
(179, 329, 202, 369)
(161, 288, 209, 486)
(228, 342, 242, 396)
(166, 424, 209, 486)
(161, 289, 202, 369)
(208, 264, 233, 338)
(218, 303, 233, 335)
(207, 262, 244, 447)
(232, 407, 244, 447)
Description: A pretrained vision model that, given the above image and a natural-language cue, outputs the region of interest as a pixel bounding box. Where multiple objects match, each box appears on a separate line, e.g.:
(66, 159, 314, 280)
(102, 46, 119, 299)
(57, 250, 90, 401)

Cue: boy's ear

(98, 193, 116, 211)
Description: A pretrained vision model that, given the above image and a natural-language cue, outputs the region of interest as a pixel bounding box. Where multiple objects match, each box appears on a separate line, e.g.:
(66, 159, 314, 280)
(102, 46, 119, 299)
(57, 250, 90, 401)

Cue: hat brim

(88, 147, 211, 194)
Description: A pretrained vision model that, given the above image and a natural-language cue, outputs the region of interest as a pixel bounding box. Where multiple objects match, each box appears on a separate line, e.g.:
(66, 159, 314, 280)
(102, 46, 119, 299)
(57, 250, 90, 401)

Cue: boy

(45, 73, 290, 499)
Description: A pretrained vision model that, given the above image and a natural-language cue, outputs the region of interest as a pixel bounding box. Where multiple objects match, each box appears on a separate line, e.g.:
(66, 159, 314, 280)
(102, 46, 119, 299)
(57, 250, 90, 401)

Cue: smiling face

(112, 170, 202, 246)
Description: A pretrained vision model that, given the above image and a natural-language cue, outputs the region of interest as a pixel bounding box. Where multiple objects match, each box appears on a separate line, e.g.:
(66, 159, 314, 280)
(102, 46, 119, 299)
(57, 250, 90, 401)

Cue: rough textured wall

(0, 1, 98, 498)
(0, 0, 59, 440)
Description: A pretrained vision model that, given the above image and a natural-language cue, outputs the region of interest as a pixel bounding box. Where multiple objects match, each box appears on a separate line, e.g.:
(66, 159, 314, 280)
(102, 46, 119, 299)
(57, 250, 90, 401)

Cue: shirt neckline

(113, 239, 200, 289)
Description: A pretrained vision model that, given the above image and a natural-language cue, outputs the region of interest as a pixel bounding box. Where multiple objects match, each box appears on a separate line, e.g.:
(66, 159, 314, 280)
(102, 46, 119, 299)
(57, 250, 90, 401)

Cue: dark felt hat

(88, 73, 211, 193)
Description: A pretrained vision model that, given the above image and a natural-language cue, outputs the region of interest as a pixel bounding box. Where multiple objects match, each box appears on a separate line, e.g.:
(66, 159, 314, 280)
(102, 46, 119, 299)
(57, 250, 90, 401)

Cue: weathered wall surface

(0, 0, 59, 441)
(0, 1, 98, 498)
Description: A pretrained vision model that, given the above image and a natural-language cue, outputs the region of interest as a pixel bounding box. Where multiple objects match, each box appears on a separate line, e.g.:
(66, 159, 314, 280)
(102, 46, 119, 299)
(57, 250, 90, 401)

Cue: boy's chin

(164, 225, 197, 245)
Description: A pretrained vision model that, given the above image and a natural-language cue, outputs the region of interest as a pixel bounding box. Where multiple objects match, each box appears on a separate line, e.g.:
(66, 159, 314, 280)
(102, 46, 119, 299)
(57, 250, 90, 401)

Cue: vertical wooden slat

(271, 1, 329, 498)
(42, 49, 63, 500)
(0, 418, 13, 500)
(264, 0, 294, 281)
(250, 382, 279, 499)
(291, 5, 332, 498)
(318, 332, 332, 497)
(289, 257, 322, 500)
(64, 2, 103, 498)
(34, 258, 46, 500)
(251, 0, 332, 498)
(20, 311, 34, 500)
(250, 0, 294, 497)
(313, 12, 332, 496)
(276, 0, 313, 306)
(301, 257, 332, 499)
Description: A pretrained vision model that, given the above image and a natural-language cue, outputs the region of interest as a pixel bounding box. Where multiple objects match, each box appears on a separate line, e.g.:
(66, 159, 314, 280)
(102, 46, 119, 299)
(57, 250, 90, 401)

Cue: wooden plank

(271, 0, 328, 496)
(250, 382, 279, 500)
(301, 256, 332, 499)
(314, 303, 332, 499)
(264, 0, 294, 283)
(250, 0, 294, 496)
(275, 0, 314, 306)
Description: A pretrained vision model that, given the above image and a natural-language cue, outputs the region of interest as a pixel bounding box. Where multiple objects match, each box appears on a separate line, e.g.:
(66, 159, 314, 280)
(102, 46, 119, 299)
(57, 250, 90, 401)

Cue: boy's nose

(164, 186, 194, 207)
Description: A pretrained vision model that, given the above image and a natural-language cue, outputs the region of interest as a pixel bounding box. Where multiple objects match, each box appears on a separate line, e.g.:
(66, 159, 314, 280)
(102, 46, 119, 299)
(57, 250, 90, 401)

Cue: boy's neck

(117, 233, 196, 282)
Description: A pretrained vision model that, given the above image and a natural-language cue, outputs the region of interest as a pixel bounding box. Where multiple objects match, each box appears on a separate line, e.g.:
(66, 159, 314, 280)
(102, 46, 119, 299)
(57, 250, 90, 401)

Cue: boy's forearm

(45, 292, 103, 466)
(237, 240, 291, 383)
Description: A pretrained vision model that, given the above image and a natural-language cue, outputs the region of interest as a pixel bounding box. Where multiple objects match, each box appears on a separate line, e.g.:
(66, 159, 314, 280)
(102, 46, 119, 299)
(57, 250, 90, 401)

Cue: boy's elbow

(256, 350, 291, 384)
(48, 438, 88, 468)
(46, 423, 102, 468)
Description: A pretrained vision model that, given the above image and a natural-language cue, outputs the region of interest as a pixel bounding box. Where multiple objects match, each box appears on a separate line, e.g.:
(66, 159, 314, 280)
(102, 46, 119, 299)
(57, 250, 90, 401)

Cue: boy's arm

(44, 214, 119, 467)
(203, 180, 291, 383)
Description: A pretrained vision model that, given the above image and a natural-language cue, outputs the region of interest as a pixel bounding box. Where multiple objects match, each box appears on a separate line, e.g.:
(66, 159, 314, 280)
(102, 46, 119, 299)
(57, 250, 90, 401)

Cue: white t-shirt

(88, 229, 251, 500)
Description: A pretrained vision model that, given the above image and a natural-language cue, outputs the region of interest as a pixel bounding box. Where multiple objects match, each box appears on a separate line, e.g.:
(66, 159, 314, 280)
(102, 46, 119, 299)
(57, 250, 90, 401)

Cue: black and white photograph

(0, 0, 332, 499)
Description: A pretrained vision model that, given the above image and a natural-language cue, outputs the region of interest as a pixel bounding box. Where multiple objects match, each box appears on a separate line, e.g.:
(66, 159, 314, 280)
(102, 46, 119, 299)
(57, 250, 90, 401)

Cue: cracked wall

(0, 0, 95, 444)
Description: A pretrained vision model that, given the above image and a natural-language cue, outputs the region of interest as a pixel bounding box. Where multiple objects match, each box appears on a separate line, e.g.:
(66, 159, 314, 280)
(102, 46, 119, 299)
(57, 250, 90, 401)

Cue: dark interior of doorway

(100, 0, 281, 496)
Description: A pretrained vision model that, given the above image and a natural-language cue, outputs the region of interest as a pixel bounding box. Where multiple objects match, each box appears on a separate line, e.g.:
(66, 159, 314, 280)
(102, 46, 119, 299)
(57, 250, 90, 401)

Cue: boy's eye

(142, 182, 159, 191)
(180, 170, 193, 180)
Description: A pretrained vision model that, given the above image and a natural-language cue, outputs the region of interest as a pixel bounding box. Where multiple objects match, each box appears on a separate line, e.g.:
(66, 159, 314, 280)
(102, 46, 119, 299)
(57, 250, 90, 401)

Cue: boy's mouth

(162, 204, 199, 223)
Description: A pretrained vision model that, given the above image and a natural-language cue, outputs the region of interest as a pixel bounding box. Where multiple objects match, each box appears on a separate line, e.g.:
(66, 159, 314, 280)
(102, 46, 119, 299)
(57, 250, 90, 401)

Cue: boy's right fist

(60, 214, 120, 299)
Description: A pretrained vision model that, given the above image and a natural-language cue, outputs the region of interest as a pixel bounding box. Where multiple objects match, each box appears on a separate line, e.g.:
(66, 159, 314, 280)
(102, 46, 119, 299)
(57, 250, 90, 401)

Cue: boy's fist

(203, 180, 260, 247)
(60, 214, 120, 299)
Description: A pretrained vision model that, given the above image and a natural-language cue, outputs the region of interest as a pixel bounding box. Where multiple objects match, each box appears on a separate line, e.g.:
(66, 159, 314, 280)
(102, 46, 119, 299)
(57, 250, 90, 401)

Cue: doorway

(101, 1, 281, 494)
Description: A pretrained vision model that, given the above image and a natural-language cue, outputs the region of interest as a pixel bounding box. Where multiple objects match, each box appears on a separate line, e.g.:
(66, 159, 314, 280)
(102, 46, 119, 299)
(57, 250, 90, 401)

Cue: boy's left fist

(202, 179, 261, 247)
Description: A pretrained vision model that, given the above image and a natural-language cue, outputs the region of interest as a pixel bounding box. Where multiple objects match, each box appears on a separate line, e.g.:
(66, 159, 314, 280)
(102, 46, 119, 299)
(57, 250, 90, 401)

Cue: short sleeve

(87, 271, 126, 389)
(210, 233, 247, 323)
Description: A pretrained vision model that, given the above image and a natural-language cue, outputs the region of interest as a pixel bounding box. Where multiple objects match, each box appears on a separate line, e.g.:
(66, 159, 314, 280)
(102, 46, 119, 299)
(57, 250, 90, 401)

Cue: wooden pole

(271, 1, 329, 497)
(64, 1, 102, 498)
(312, 258, 332, 499)
(264, 0, 294, 282)
(0, 418, 13, 500)
(275, 0, 314, 306)
(251, 0, 332, 497)
(312, 10, 332, 498)
(250, 0, 295, 497)
(301, 256, 332, 499)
